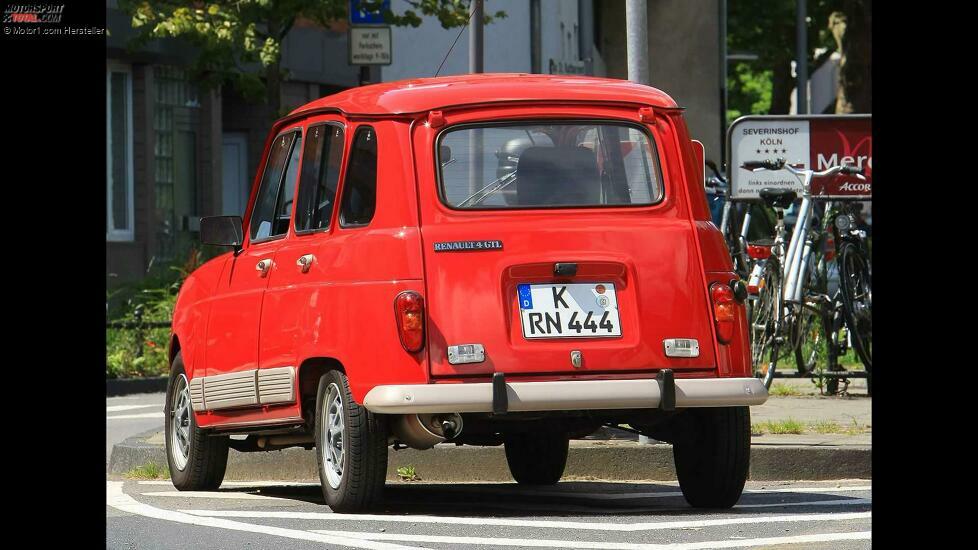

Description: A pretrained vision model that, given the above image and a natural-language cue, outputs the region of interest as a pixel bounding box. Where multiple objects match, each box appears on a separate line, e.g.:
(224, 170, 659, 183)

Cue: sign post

(348, 0, 392, 85)
(726, 115, 872, 200)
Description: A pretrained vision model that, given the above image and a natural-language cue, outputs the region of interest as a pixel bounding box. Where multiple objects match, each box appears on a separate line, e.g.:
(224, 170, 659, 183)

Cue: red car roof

(288, 73, 679, 117)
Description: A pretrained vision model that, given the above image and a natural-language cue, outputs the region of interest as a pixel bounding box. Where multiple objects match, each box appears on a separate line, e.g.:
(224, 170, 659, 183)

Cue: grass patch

(396, 465, 420, 482)
(125, 462, 170, 479)
(754, 418, 871, 436)
(768, 383, 804, 397)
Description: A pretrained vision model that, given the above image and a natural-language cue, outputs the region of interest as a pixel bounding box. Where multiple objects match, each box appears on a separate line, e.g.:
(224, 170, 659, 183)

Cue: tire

(673, 407, 751, 508)
(504, 431, 569, 485)
(793, 301, 829, 375)
(750, 257, 782, 389)
(838, 242, 872, 372)
(165, 353, 229, 491)
(315, 370, 388, 512)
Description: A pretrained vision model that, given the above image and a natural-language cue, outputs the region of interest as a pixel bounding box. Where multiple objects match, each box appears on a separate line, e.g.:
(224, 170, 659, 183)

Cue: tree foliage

(726, 0, 870, 118)
(119, 0, 505, 114)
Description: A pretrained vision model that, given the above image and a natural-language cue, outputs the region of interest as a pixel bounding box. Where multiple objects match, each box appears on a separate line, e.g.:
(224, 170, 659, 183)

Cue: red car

(166, 74, 767, 512)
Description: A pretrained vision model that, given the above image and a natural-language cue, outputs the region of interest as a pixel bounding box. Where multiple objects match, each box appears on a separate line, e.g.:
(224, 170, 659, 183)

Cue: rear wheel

(315, 370, 388, 512)
(674, 407, 751, 508)
(165, 353, 229, 491)
(504, 431, 569, 485)
(793, 301, 830, 375)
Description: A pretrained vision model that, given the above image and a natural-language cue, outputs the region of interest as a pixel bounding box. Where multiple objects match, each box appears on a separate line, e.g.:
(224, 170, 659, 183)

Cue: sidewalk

(109, 391, 870, 482)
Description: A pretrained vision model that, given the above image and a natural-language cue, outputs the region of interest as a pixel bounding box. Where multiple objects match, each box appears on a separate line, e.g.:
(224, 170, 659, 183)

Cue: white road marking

(182, 509, 871, 532)
(141, 491, 297, 502)
(310, 529, 872, 549)
(735, 498, 871, 509)
(107, 404, 160, 413)
(106, 412, 166, 420)
(106, 481, 423, 550)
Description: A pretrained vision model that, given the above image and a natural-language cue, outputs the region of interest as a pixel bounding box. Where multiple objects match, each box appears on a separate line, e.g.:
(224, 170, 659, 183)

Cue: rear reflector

(710, 282, 736, 344)
(747, 243, 772, 260)
(394, 291, 426, 353)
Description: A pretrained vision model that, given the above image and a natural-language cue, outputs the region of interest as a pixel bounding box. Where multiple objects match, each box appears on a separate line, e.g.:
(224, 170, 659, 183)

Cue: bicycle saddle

(758, 188, 797, 209)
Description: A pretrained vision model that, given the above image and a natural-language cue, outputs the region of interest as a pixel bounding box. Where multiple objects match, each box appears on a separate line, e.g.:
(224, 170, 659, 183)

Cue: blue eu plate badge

(517, 284, 533, 310)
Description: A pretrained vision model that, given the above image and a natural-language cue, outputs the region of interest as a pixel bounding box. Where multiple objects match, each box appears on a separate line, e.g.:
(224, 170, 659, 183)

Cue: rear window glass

(437, 122, 662, 209)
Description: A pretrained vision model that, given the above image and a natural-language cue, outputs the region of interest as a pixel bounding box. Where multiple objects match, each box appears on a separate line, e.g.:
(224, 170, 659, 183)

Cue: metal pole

(468, 0, 484, 194)
(796, 0, 808, 114)
(469, 0, 484, 74)
(530, 0, 541, 73)
(719, 0, 728, 167)
(625, 0, 649, 84)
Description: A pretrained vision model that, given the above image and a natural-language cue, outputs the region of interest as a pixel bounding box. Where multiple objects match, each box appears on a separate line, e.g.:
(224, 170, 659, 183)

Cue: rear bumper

(362, 377, 768, 414)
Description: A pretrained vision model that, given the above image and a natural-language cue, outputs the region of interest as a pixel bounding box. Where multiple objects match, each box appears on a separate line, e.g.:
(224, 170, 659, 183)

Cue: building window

(107, 64, 134, 241)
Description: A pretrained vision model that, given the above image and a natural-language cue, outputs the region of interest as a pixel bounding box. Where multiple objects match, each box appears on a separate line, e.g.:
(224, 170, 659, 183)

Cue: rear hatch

(418, 119, 716, 378)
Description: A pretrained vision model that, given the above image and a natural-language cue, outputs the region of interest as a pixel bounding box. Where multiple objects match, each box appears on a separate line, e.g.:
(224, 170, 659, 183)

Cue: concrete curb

(106, 376, 168, 397)
(109, 434, 870, 482)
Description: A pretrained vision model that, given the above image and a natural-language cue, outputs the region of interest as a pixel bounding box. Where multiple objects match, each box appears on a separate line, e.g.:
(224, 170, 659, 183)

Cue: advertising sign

(727, 115, 872, 200)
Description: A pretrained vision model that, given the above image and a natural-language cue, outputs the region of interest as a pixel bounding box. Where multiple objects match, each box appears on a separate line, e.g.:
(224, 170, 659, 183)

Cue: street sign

(349, 0, 389, 25)
(727, 115, 872, 200)
(349, 26, 392, 65)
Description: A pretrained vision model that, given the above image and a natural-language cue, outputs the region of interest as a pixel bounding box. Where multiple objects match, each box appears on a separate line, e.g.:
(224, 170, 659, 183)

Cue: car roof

(288, 73, 679, 117)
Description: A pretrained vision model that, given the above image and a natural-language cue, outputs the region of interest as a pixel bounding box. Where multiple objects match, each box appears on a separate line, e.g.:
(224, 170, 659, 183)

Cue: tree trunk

(840, 0, 871, 113)
(769, 59, 793, 114)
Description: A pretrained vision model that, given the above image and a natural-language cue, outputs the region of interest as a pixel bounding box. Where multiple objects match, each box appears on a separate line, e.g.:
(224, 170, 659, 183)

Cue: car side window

(250, 131, 298, 241)
(339, 126, 378, 227)
(295, 124, 345, 233)
(272, 134, 302, 236)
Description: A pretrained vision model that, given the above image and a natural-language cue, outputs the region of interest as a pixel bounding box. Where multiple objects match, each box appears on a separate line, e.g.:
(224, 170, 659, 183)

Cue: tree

(119, 0, 505, 118)
(726, 0, 870, 117)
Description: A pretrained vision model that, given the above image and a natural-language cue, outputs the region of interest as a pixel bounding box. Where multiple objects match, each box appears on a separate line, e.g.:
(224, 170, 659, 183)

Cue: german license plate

(517, 282, 621, 339)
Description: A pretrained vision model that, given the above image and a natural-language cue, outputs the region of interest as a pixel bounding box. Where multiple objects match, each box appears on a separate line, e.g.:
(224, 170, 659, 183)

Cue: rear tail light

(394, 291, 426, 353)
(747, 243, 772, 260)
(710, 282, 736, 344)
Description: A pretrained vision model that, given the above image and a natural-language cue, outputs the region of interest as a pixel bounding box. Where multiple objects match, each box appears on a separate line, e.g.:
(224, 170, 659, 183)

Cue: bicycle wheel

(793, 301, 830, 374)
(838, 242, 872, 372)
(750, 257, 782, 389)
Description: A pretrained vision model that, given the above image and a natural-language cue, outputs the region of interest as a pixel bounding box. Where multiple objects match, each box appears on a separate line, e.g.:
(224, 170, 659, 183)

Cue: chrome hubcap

(169, 374, 192, 471)
(322, 383, 345, 489)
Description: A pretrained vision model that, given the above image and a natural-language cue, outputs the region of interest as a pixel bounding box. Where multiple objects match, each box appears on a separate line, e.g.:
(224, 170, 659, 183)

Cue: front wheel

(165, 353, 229, 491)
(674, 407, 751, 508)
(504, 431, 569, 485)
(750, 257, 782, 389)
(315, 370, 388, 512)
(838, 242, 872, 373)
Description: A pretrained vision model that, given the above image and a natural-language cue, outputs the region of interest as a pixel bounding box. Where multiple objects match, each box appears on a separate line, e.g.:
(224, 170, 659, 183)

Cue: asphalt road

(107, 478, 871, 549)
(107, 392, 165, 465)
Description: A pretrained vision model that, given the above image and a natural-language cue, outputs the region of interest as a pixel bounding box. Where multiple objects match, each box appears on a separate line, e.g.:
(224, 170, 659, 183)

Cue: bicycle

(739, 158, 866, 389)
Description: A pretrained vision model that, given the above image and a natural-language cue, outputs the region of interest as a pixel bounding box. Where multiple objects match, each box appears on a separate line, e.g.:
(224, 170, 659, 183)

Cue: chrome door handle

(256, 258, 272, 277)
(297, 254, 315, 273)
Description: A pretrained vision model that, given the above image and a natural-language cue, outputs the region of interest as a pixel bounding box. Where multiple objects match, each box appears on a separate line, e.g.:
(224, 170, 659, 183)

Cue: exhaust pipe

(392, 413, 463, 450)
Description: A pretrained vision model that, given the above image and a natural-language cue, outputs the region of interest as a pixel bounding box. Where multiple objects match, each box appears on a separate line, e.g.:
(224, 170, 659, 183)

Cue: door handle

(297, 254, 315, 273)
(256, 258, 272, 277)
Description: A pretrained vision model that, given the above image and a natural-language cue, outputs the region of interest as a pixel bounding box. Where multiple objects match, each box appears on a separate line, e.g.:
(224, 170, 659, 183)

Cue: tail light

(394, 291, 426, 353)
(747, 243, 772, 260)
(710, 282, 736, 344)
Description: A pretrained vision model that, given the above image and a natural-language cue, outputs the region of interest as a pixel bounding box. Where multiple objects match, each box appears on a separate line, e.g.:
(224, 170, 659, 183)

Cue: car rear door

(413, 109, 717, 378)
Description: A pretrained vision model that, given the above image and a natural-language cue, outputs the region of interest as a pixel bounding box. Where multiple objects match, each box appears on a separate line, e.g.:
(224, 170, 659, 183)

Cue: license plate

(517, 282, 622, 339)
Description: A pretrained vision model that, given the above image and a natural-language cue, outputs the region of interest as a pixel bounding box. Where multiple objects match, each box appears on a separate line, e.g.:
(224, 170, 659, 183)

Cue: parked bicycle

(739, 158, 869, 390)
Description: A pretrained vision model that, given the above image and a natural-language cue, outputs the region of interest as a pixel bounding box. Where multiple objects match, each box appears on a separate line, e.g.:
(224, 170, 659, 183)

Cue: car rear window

(437, 122, 662, 209)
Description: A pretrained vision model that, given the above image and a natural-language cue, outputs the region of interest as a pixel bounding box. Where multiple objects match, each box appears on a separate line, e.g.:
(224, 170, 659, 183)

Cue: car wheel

(504, 431, 569, 485)
(673, 407, 750, 508)
(165, 352, 229, 491)
(315, 370, 388, 512)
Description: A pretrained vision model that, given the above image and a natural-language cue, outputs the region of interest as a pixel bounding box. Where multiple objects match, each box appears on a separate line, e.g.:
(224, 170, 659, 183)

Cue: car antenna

(433, 3, 478, 77)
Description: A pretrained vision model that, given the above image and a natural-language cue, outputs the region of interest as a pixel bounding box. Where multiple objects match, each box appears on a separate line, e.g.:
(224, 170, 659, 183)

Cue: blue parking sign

(350, 0, 390, 24)
(518, 284, 533, 310)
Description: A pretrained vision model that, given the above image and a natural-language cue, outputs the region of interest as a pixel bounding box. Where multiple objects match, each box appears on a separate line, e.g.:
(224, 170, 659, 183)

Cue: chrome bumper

(362, 377, 768, 414)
